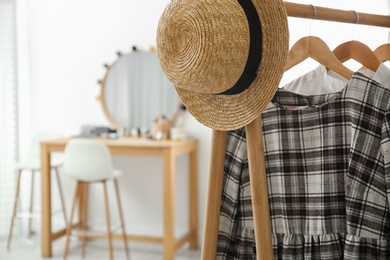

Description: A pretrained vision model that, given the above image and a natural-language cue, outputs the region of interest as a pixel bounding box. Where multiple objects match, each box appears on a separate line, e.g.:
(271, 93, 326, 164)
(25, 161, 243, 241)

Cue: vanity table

(40, 137, 198, 260)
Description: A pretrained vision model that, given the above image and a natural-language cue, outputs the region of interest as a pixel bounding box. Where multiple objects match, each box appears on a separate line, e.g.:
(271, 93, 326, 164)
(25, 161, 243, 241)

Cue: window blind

(0, 0, 18, 237)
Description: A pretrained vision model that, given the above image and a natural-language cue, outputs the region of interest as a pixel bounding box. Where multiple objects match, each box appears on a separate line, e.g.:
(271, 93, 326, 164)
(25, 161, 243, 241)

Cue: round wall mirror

(98, 50, 181, 133)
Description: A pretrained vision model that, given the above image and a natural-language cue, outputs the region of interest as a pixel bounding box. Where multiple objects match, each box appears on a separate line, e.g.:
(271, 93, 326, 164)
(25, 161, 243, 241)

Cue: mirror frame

(97, 49, 181, 133)
(97, 55, 122, 131)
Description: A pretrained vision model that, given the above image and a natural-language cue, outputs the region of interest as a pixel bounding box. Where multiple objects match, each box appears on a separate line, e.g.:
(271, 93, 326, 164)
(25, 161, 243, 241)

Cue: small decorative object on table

(151, 115, 172, 140)
(151, 104, 186, 140)
(80, 125, 117, 138)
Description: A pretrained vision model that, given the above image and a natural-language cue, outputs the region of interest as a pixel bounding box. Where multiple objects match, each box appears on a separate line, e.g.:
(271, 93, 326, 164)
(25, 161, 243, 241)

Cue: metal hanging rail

(284, 2, 390, 28)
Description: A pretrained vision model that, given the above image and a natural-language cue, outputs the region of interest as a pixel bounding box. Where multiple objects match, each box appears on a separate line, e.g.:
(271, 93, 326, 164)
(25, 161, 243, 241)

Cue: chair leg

(114, 179, 130, 260)
(27, 170, 35, 238)
(7, 169, 22, 251)
(81, 182, 89, 258)
(63, 182, 80, 260)
(55, 167, 68, 226)
(103, 181, 114, 260)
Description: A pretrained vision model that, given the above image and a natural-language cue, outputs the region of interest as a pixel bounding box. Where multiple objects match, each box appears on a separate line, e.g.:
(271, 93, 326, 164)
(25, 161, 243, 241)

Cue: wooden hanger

(333, 40, 381, 71)
(285, 35, 354, 79)
(333, 11, 381, 72)
(373, 43, 390, 62)
(375, 30, 390, 62)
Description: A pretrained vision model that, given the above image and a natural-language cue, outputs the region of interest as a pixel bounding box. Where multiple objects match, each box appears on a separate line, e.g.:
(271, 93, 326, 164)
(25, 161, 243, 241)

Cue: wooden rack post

(201, 3, 390, 260)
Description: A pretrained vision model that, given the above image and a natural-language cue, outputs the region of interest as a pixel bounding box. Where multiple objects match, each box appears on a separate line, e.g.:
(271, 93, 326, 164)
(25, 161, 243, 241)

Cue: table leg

(163, 149, 175, 260)
(41, 143, 52, 257)
(201, 130, 227, 260)
(189, 145, 198, 249)
(78, 182, 89, 227)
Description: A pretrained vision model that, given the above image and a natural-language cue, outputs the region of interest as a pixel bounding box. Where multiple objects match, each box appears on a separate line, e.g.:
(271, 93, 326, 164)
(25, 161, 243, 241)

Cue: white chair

(62, 139, 129, 260)
(7, 132, 67, 250)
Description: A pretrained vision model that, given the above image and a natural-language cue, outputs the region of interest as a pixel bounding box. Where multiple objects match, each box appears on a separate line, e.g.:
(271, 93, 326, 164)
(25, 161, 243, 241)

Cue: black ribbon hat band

(218, 0, 263, 95)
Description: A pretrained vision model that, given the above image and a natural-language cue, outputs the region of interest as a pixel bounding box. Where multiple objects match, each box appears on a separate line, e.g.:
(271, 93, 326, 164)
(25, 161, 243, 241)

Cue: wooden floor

(1, 235, 201, 260)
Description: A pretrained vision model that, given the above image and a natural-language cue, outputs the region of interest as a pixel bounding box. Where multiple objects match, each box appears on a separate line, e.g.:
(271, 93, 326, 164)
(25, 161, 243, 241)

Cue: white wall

(16, 0, 389, 249)
(16, 0, 212, 244)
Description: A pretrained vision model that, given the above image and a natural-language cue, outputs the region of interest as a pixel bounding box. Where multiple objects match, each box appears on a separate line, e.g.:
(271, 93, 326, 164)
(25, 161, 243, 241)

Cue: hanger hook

(351, 10, 360, 40)
(352, 10, 360, 25)
(388, 29, 390, 44)
(309, 4, 317, 36)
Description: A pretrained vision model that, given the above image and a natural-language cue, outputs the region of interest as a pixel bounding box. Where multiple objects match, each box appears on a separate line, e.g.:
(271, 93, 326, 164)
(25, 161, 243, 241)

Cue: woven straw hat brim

(158, 0, 289, 131)
(157, 0, 250, 94)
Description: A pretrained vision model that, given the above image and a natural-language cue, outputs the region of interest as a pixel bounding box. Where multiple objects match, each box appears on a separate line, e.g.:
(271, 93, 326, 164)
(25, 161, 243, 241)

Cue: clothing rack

(201, 3, 390, 260)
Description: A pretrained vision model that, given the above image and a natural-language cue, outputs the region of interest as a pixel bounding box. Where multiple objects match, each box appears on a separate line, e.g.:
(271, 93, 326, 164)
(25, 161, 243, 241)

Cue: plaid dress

(217, 73, 390, 259)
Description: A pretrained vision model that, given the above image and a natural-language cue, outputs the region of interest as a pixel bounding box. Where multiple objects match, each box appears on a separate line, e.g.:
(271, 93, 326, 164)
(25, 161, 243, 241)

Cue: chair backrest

(29, 132, 64, 160)
(63, 139, 113, 182)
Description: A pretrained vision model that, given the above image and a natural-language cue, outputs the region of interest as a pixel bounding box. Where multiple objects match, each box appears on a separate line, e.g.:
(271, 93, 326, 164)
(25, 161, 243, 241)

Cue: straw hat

(157, 0, 289, 131)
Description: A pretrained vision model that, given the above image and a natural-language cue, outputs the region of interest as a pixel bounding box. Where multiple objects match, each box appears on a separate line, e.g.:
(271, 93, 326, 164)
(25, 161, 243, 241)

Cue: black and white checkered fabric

(217, 73, 390, 259)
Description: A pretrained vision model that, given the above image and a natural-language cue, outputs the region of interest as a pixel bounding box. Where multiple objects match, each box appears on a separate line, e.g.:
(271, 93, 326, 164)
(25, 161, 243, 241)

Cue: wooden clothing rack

(201, 2, 390, 260)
